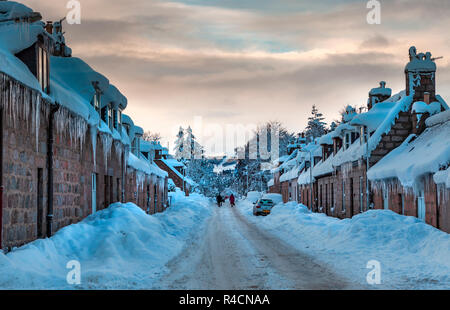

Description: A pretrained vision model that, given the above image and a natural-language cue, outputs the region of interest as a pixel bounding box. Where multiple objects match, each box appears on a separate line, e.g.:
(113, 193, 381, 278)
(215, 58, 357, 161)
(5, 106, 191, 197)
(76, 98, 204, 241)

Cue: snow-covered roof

(330, 122, 356, 139)
(351, 91, 406, 132)
(318, 132, 333, 145)
(164, 158, 186, 168)
(280, 161, 305, 182)
(160, 158, 196, 186)
(103, 84, 127, 110)
(368, 110, 450, 188)
(122, 114, 134, 127)
(0, 9, 47, 94)
(0, 1, 35, 22)
(332, 90, 415, 168)
(267, 178, 274, 187)
(272, 151, 298, 173)
(297, 168, 314, 186)
(369, 81, 392, 97)
(313, 154, 335, 178)
(127, 153, 168, 178)
(405, 47, 436, 72)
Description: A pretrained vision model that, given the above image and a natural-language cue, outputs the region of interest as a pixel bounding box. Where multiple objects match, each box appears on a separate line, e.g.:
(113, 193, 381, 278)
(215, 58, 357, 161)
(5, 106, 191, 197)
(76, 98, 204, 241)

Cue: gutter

(46, 104, 59, 238)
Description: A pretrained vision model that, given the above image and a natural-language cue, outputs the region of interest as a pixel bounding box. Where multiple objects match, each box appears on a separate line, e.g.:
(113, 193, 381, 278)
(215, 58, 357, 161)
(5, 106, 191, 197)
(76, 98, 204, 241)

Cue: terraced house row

(268, 46, 450, 233)
(0, 2, 173, 250)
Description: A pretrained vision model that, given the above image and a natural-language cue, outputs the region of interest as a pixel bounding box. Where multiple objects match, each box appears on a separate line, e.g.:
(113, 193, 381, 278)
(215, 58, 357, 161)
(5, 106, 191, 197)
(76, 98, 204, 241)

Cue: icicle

(35, 93, 41, 152)
(114, 141, 123, 162)
(90, 126, 98, 168)
(100, 133, 113, 169)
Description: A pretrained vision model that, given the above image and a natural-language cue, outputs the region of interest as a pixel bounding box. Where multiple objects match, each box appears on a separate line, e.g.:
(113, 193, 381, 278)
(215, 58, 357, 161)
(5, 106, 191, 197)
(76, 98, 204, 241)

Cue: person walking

(229, 194, 235, 207)
(216, 194, 223, 207)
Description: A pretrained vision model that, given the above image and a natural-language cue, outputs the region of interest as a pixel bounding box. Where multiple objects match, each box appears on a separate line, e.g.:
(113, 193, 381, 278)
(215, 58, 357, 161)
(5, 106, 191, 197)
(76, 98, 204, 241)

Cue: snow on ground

(238, 199, 450, 289)
(0, 192, 212, 290)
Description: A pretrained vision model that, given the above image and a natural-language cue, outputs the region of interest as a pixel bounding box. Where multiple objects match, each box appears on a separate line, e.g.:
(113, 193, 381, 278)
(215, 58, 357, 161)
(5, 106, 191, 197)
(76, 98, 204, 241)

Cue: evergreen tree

(185, 126, 204, 160)
(174, 127, 185, 160)
(305, 105, 327, 141)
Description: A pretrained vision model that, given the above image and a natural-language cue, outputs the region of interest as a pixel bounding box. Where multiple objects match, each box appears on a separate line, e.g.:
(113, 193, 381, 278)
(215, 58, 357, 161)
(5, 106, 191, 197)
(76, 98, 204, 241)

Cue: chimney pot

(45, 21, 53, 34)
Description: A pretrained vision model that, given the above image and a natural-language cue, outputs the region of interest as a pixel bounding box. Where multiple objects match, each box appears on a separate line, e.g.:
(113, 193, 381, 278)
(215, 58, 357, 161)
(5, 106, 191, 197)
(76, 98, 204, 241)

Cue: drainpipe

(46, 104, 59, 238)
(0, 106, 3, 249)
(365, 126, 371, 211)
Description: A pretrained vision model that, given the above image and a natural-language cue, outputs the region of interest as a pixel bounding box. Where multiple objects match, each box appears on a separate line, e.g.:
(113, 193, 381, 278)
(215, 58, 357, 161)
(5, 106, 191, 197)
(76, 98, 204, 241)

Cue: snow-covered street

(154, 203, 357, 290)
(237, 199, 450, 290)
(0, 193, 449, 290)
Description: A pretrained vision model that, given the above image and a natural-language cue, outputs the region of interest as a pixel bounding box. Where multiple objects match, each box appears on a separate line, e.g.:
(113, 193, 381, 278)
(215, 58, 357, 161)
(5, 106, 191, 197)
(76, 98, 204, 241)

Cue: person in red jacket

(229, 194, 235, 207)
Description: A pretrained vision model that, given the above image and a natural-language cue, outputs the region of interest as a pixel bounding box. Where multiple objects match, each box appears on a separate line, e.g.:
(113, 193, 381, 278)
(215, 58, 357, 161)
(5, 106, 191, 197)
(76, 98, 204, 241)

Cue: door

(92, 173, 97, 214)
(417, 190, 426, 221)
(37, 168, 44, 238)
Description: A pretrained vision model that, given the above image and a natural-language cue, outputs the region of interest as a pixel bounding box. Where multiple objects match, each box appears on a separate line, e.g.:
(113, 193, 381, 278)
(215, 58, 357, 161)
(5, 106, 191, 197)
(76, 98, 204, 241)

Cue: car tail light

(256, 205, 261, 209)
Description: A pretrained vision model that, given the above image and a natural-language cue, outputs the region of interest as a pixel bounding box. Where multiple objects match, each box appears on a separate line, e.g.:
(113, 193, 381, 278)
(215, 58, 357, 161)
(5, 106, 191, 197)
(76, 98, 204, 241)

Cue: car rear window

(259, 199, 274, 204)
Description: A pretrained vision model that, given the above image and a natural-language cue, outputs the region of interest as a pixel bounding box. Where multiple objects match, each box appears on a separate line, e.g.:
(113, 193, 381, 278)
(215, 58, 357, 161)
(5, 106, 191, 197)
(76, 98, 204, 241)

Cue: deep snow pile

(0, 192, 212, 290)
(238, 200, 450, 289)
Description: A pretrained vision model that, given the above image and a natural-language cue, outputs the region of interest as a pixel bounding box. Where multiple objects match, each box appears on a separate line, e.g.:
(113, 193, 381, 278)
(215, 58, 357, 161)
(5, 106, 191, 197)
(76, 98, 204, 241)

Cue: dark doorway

(37, 168, 44, 238)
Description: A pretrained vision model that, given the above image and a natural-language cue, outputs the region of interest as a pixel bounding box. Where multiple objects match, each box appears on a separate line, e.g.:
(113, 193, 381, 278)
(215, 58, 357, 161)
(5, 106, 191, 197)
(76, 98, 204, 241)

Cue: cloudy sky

(21, 0, 450, 152)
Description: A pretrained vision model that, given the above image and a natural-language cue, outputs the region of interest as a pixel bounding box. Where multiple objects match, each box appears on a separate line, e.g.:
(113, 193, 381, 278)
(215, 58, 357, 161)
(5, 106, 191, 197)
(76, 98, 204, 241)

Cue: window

(360, 126, 368, 145)
(108, 106, 113, 130)
(100, 106, 107, 124)
(345, 133, 351, 150)
(342, 181, 346, 213)
(92, 92, 101, 112)
(325, 184, 328, 209)
(113, 109, 119, 130)
(37, 47, 49, 93)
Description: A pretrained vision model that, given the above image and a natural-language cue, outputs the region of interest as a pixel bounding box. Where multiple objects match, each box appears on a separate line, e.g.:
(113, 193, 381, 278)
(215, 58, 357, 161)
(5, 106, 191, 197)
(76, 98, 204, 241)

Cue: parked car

(261, 193, 283, 205)
(252, 193, 283, 216)
(246, 191, 262, 204)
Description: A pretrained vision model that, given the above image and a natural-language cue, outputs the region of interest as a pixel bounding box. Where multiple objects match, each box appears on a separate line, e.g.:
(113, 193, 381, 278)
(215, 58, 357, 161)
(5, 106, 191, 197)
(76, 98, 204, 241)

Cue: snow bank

(238, 201, 450, 289)
(0, 193, 212, 289)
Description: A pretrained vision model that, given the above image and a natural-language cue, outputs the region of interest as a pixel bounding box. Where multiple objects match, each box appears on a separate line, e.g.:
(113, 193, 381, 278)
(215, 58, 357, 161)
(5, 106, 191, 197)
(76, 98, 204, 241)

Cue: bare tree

(143, 131, 162, 142)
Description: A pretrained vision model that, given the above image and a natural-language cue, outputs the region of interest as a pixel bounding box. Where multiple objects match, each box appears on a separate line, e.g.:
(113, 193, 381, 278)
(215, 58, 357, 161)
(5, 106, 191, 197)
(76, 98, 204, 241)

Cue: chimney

(424, 92, 430, 105)
(45, 21, 53, 34)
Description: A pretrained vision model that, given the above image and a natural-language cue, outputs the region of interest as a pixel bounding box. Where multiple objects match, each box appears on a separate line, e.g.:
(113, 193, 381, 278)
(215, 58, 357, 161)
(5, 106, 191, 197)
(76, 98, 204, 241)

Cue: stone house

(0, 3, 169, 250)
(268, 47, 449, 232)
(153, 144, 195, 196)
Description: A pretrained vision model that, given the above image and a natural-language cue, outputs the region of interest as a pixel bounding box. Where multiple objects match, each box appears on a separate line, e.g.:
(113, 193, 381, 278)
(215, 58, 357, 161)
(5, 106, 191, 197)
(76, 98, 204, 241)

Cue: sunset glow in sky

(21, 0, 450, 151)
